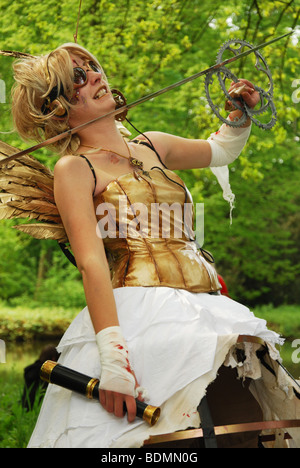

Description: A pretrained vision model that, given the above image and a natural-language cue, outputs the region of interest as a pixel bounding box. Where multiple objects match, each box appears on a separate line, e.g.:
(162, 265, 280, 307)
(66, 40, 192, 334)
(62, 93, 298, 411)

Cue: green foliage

(0, 0, 299, 306)
(254, 304, 300, 340)
(0, 372, 44, 448)
(0, 221, 38, 300)
(0, 302, 78, 341)
(201, 150, 300, 305)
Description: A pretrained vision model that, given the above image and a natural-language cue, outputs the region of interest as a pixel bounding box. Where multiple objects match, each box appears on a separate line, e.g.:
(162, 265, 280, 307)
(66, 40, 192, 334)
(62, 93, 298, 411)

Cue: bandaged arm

(207, 121, 252, 167)
(96, 326, 146, 399)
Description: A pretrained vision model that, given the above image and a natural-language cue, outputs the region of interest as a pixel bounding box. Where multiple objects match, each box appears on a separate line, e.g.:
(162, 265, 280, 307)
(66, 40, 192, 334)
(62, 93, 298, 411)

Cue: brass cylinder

(40, 360, 58, 383)
(86, 378, 100, 399)
(142, 404, 161, 426)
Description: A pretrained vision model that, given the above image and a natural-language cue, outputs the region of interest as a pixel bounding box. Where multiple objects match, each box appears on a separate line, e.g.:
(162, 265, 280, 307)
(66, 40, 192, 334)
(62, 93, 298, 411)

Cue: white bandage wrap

(96, 326, 146, 399)
(207, 122, 252, 222)
(208, 122, 251, 168)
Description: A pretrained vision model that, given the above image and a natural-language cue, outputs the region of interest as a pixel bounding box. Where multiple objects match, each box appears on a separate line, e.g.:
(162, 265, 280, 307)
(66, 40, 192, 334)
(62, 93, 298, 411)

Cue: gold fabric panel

(93, 169, 220, 293)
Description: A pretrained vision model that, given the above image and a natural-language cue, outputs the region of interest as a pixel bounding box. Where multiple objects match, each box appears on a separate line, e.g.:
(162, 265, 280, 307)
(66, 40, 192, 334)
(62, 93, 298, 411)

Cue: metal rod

(0, 31, 293, 166)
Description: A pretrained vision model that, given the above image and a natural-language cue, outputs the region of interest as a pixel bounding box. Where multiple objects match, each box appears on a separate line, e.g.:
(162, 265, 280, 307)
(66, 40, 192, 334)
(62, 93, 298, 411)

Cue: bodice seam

(115, 179, 163, 285)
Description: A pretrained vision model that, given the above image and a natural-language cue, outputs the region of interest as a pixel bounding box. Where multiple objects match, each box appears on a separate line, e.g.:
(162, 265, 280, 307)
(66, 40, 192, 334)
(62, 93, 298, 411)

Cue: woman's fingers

(99, 389, 114, 413)
(99, 388, 106, 407)
(99, 389, 137, 422)
(227, 79, 260, 109)
(124, 395, 137, 423)
(113, 392, 127, 418)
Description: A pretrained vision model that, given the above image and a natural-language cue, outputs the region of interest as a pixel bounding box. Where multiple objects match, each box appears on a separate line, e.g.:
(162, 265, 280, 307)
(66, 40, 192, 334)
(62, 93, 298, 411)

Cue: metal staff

(0, 30, 293, 167)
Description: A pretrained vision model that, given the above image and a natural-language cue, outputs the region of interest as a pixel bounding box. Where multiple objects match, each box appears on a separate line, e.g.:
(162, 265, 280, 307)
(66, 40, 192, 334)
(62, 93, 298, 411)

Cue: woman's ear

(48, 98, 68, 118)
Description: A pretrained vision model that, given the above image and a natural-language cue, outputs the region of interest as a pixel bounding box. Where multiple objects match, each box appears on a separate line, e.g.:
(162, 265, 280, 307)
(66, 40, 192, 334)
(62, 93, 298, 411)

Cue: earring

(70, 90, 80, 105)
(111, 89, 128, 122)
(48, 99, 67, 117)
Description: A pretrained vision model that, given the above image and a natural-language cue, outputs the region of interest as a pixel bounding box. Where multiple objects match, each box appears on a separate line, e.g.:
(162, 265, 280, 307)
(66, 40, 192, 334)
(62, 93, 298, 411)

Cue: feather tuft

(13, 223, 68, 243)
(0, 140, 67, 242)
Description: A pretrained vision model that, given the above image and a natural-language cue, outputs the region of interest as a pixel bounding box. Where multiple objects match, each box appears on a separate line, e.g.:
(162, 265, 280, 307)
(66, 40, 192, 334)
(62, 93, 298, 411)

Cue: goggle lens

(89, 62, 102, 73)
(73, 61, 102, 88)
(73, 67, 86, 86)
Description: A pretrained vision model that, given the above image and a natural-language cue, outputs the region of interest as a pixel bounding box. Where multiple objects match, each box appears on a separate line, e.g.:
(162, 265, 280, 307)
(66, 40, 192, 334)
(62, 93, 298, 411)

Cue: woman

(10, 43, 299, 448)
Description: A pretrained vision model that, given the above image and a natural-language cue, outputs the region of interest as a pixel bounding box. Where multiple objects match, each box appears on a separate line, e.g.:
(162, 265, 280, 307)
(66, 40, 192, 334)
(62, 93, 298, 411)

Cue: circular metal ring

(205, 39, 277, 130)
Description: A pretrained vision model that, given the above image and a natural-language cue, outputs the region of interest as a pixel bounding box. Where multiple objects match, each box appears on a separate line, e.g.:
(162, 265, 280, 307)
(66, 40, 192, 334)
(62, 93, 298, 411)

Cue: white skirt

(27, 287, 299, 448)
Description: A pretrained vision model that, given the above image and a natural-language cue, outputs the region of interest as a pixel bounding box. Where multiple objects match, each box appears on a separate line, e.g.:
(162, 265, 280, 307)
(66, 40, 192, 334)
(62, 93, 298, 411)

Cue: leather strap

(58, 242, 77, 267)
(144, 419, 300, 445)
(236, 334, 265, 346)
(197, 396, 218, 448)
(78, 154, 97, 195)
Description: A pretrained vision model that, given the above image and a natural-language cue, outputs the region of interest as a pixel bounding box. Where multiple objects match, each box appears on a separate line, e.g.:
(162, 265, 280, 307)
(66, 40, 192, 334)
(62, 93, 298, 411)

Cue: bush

(0, 302, 78, 342)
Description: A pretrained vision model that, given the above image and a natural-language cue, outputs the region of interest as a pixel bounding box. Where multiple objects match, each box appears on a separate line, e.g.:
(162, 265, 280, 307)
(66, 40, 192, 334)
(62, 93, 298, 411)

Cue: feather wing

(13, 223, 68, 243)
(0, 140, 68, 242)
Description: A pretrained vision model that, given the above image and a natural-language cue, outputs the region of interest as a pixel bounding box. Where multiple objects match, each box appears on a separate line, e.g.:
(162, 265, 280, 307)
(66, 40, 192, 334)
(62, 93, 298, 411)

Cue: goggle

(41, 61, 103, 115)
(73, 61, 102, 89)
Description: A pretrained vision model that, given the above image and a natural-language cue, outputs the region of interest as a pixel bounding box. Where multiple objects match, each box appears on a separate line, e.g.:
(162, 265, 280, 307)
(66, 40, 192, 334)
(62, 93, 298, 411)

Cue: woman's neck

(76, 118, 128, 154)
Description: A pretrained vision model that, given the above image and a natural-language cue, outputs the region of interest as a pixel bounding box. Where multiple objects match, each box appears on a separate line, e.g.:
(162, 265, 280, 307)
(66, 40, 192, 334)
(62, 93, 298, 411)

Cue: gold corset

(93, 168, 220, 293)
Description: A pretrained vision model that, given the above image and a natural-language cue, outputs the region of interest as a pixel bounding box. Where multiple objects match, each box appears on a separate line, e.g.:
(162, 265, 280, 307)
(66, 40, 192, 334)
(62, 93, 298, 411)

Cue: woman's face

(68, 53, 116, 127)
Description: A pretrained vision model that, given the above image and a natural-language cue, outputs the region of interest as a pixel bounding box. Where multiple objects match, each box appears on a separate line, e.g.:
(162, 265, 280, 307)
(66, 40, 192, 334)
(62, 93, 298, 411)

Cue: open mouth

(94, 86, 107, 100)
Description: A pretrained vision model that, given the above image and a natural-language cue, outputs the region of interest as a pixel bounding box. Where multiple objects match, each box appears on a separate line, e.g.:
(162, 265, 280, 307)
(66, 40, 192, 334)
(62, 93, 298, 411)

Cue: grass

(253, 304, 300, 340)
(0, 367, 44, 448)
(0, 302, 78, 342)
(0, 302, 299, 447)
(0, 302, 79, 448)
(253, 304, 300, 378)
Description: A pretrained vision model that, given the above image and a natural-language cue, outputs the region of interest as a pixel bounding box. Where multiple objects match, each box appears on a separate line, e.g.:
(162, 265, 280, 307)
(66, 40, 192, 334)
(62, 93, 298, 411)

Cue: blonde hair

(11, 43, 105, 155)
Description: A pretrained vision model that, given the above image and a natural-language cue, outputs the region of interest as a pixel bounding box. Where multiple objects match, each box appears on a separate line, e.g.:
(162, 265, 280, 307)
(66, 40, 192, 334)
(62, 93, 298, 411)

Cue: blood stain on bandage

(124, 358, 133, 374)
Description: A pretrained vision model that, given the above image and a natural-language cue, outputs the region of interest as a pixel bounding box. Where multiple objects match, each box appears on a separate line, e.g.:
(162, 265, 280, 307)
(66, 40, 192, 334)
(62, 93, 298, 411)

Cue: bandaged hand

(207, 121, 251, 168)
(96, 326, 141, 398)
(227, 79, 260, 110)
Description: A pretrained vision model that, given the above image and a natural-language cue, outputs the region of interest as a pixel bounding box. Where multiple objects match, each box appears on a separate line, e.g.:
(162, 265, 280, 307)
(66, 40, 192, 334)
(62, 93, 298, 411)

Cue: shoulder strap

(78, 154, 97, 195)
(58, 242, 77, 268)
(131, 138, 168, 169)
